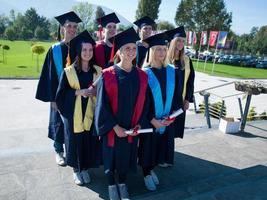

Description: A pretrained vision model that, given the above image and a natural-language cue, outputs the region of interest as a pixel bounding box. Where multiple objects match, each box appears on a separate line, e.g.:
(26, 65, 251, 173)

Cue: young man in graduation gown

(56, 31, 102, 185)
(133, 16, 155, 68)
(95, 12, 120, 69)
(166, 26, 195, 139)
(94, 27, 150, 200)
(35, 11, 82, 166)
(139, 33, 183, 191)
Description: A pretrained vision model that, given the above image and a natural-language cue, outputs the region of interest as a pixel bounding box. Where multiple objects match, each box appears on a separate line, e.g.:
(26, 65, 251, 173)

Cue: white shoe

(73, 172, 83, 186)
(118, 183, 130, 200)
(108, 185, 120, 200)
(55, 152, 65, 166)
(150, 170, 159, 185)
(144, 175, 156, 191)
(81, 170, 91, 184)
(158, 163, 168, 168)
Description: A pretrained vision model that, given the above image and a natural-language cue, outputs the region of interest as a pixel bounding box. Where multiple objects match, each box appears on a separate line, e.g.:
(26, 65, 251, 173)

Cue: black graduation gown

(94, 65, 149, 175)
(138, 67, 183, 167)
(173, 59, 195, 138)
(35, 42, 71, 143)
(136, 41, 148, 68)
(103, 43, 114, 68)
(55, 66, 101, 171)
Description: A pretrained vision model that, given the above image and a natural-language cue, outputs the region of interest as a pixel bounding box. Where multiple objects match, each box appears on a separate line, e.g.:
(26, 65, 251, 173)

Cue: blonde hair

(167, 37, 185, 70)
(142, 45, 168, 69)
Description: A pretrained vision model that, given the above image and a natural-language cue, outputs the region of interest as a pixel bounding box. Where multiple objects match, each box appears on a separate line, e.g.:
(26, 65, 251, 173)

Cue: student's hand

(113, 125, 127, 138)
(161, 118, 175, 126)
(87, 86, 96, 97)
(151, 118, 166, 129)
(76, 89, 90, 97)
(183, 100, 189, 110)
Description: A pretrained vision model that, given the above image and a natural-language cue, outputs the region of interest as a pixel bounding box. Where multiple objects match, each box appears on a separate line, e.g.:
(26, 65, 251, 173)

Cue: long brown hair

(74, 42, 97, 74)
(167, 37, 185, 70)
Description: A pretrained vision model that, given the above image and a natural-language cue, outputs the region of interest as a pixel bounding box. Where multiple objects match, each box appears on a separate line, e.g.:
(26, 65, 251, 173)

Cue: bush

(247, 106, 257, 121)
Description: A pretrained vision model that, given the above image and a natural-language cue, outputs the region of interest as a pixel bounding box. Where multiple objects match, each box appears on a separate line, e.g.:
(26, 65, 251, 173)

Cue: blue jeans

(53, 141, 64, 153)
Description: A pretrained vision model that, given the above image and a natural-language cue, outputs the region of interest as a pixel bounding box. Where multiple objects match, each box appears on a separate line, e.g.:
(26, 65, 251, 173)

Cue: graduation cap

(165, 26, 186, 41)
(143, 32, 168, 48)
(108, 27, 140, 61)
(69, 30, 96, 63)
(133, 16, 155, 29)
(55, 11, 82, 41)
(96, 12, 120, 27)
(55, 11, 82, 26)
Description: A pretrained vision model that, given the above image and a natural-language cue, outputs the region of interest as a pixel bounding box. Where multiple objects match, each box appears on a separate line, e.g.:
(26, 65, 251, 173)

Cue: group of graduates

(35, 10, 195, 200)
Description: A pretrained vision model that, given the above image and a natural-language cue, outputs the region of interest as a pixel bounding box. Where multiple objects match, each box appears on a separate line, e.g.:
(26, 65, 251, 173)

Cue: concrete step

(133, 165, 267, 200)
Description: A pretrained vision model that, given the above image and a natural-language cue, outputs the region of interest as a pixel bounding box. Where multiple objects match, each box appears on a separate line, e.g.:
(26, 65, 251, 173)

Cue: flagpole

(196, 44, 201, 69)
(203, 32, 210, 72)
(211, 43, 218, 74)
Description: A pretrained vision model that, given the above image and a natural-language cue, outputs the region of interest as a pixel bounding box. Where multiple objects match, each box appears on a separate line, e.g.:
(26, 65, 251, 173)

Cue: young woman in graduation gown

(35, 11, 82, 166)
(166, 26, 195, 139)
(55, 31, 102, 186)
(94, 27, 149, 200)
(139, 33, 183, 191)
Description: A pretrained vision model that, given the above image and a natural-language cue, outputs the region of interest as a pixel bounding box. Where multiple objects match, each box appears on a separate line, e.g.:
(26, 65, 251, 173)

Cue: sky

(1, 0, 266, 35)
(79, 0, 267, 35)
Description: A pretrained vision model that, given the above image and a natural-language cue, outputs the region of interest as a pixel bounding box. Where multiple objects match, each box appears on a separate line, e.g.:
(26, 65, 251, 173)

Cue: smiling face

(63, 21, 78, 40)
(119, 43, 137, 63)
(153, 45, 167, 62)
(80, 43, 93, 62)
(104, 22, 117, 39)
(140, 25, 153, 40)
(176, 37, 185, 51)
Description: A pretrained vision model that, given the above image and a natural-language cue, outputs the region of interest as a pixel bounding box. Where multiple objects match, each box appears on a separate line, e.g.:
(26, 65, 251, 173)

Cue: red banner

(209, 31, 219, 47)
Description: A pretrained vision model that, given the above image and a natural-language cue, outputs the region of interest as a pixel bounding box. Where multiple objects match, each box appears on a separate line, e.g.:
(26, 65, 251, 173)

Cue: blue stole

(145, 65, 175, 134)
(52, 42, 63, 80)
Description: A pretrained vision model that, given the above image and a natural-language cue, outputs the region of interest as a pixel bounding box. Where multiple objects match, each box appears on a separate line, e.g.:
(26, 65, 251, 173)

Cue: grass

(0, 40, 266, 79)
(193, 60, 267, 79)
(0, 39, 53, 78)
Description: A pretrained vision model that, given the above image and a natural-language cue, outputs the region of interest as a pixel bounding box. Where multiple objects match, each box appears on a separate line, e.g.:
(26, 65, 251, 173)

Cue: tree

(157, 21, 175, 31)
(175, 0, 232, 32)
(4, 26, 17, 40)
(135, 0, 162, 21)
(0, 15, 9, 37)
(2, 45, 10, 64)
(253, 26, 267, 55)
(34, 26, 48, 40)
(93, 6, 105, 31)
(73, 2, 94, 31)
(31, 45, 45, 72)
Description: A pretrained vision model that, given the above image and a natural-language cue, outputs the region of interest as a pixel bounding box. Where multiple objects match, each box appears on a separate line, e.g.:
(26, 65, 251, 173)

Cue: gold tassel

(66, 45, 71, 67)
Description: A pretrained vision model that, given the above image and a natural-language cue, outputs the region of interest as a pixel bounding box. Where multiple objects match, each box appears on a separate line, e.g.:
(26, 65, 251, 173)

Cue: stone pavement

(0, 78, 267, 200)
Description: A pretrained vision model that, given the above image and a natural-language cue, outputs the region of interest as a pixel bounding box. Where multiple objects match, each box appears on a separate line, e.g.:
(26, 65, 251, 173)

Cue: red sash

(103, 66, 148, 147)
(95, 41, 105, 69)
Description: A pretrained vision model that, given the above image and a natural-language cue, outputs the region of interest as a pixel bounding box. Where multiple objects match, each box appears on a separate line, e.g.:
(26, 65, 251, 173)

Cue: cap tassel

(109, 38, 116, 63)
(146, 48, 150, 62)
(57, 25, 61, 41)
(66, 45, 71, 67)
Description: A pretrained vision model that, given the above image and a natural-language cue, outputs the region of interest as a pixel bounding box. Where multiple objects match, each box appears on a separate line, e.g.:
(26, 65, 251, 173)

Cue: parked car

(256, 60, 267, 69)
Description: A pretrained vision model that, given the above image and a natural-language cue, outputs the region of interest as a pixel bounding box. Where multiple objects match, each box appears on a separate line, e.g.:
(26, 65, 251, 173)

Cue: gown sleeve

(35, 48, 59, 102)
(94, 75, 117, 136)
(55, 71, 76, 118)
(185, 59, 195, 103)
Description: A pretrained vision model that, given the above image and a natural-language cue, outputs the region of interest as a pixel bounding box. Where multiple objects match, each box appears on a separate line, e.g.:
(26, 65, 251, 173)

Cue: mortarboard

(165, 26, 186, 42)
(143, 32, 168, 48)
(55, 11, 82, 26)
(96, 12, 120, 27)
(133, 16, 155, 29)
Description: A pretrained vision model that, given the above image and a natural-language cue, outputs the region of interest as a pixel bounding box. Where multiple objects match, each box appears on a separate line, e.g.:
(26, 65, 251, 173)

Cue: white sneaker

(150, 170, 159, 185)
(55, 152, 65, 166)
(73, 172, 83, 186)
(108, 185, 120, 200)
(118, 183, 130, 200)
(158, 163, 168, 168)
(81, 170, 91, 184)
(144, 175, 156, 191)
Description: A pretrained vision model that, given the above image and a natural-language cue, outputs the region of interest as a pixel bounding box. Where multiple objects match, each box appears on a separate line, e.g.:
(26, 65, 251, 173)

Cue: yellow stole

(64, 64, 102, 133)
(182, 55, 191, 100)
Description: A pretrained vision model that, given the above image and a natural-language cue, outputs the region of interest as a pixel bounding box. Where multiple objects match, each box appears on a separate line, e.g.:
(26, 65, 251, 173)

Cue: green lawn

(193, 60, 267, 79)
(0, 39, 53, 78)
